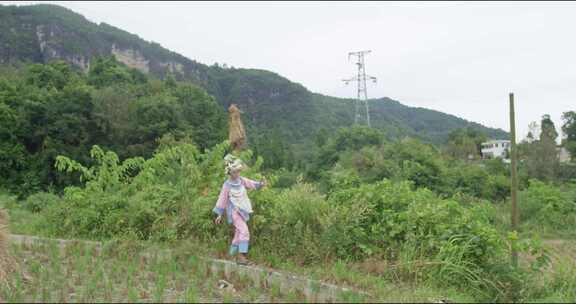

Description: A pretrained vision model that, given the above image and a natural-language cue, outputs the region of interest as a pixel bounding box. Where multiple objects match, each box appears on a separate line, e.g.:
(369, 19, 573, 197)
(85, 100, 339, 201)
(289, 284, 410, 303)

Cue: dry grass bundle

(0, 208, 17, 285)
(228, 104, 247, 152)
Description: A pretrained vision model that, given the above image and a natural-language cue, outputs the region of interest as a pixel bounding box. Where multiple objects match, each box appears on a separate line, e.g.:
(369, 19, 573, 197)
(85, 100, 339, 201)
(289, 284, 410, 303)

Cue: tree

(0, 61, 228, 196)
(172, 84, 227, 151)
(521, 115, 560, 181)
(445, 127, 487, 160)
(164, 72, 177, 89)
(91, 85, 137, 155)
(306, 126, 385, 180)
(254, 129, 295, 170)
(524, 121, 540, 143)
(561, 111, 576, 161)
(0, 102, 29, 192)
(26, 61, 78, 90)
(540, 114, 558, 143)
(333, 125, 384, 152)
(87, 56, 133, 88)
(314, 128, 329, 148)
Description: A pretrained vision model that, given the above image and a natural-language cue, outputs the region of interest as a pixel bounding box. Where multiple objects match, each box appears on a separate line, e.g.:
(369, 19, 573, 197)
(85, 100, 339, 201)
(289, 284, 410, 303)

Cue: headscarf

(224, 154, 244, 175)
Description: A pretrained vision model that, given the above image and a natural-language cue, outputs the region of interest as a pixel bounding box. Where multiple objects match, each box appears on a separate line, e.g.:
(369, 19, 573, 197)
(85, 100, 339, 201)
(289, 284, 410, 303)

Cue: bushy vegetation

(519, 179, 576, 235)
(2, 103, 574, 301)
(309, 126, 511, 203)
(2, 136, 550, 301)
(562, 111, 576, 162)
(0, 59, 226, 197)
(21, 192, 60, 213)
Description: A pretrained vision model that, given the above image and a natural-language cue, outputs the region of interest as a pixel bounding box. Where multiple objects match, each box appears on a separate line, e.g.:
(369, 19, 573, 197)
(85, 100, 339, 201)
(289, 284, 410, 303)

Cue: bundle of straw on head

(0, 208, 16, 285)
(228, 104, 247, 152)
(224, 154, 244, 175)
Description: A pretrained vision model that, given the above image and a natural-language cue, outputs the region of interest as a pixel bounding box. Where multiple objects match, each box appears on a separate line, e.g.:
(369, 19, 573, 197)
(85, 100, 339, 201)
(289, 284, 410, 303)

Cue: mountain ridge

(0, 3, 508, 148)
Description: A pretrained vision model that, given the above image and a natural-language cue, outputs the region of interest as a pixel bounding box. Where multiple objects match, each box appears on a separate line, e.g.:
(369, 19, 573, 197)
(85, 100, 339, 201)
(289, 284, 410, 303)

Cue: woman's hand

(214, 215, 222, 225)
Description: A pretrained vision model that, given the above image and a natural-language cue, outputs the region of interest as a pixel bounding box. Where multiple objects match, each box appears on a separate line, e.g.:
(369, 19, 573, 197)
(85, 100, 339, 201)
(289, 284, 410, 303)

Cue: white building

(481, 140, 511, 160)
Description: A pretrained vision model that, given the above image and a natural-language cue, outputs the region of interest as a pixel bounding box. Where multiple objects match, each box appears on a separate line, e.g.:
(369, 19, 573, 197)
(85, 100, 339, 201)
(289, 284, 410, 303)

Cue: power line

(342, 50, 377, 127)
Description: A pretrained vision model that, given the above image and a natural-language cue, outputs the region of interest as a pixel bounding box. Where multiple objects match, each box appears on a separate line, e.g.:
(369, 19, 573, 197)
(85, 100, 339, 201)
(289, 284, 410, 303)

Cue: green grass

(1, 230, 473, 303)
(492, 201, 576, 240)
(0, 192, 50, 237)
(3, 194, 576, 303)
(0, 239, 312, 303)
(0, 191, 15, 210)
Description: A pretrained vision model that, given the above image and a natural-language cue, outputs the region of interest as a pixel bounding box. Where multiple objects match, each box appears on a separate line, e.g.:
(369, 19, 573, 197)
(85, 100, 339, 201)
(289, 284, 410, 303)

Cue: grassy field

(2, 191, 575, 303)
(1, 238, 309, 303)
(1, 235, 474, 303)
(0, 191, 471, 303)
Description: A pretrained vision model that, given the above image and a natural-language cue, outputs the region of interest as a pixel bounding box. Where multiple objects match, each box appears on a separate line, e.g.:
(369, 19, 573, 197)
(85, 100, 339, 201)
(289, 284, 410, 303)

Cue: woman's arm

(212, 182, 229, 216)
(241, 177, 265, 190)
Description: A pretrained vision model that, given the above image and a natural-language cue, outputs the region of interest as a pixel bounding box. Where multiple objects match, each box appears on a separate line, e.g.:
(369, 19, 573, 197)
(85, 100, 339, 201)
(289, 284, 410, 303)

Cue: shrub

(39, 141, 514, 294)
(444, 164, 510, 202)
(251, 183, 331, 263)
(483, 158, 509, 176)
(271, 169, 300, 189)
(557, 162, 576, 183)
(42, 139, 268, 241)
(487, 174, 511, 202)
(320, 139, 448, 195)
(326, 180, 504, 266)
(22, 192, 60, 213)
(520, 179, 576, 232)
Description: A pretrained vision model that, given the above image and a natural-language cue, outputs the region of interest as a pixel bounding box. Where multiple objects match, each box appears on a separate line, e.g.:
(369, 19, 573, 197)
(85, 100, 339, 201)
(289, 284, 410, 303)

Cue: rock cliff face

(0, 3, 509, 147)
(161, 61, 184, 74)
(35, 24, 91, 71)
(0, 4, 211, 84)
(32, 22, 189, 76)
(110, 43, 149, 73)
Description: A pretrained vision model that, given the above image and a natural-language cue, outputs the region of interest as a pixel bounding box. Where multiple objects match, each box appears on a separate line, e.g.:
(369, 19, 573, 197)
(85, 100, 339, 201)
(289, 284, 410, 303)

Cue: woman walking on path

(213, 155, 266, 265)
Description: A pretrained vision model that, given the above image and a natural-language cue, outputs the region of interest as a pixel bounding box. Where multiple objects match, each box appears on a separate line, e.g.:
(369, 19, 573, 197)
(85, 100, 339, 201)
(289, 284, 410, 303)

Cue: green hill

(0, 3, 508, 150)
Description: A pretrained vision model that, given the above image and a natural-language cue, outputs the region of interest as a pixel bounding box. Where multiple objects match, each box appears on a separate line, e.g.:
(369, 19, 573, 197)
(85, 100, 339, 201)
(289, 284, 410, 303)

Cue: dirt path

(543, 239, 576, 266)
(520, 238, 576, 275)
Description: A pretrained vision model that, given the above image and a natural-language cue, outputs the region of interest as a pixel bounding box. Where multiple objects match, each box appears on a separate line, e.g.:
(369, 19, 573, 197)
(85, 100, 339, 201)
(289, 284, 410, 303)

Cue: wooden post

(509, 92, 519, 268)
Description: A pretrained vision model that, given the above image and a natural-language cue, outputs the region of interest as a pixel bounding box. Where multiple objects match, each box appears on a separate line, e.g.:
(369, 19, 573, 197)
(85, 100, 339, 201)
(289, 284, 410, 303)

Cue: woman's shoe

(236, 253, 250, 265)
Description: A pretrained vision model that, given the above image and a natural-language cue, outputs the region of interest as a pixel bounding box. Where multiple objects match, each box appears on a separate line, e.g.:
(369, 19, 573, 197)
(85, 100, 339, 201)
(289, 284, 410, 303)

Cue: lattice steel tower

(342, 50, 377, 127)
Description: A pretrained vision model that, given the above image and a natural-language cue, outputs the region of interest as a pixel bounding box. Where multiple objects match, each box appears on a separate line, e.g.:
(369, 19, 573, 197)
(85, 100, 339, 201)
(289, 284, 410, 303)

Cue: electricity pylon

(342, 50, 377, 127)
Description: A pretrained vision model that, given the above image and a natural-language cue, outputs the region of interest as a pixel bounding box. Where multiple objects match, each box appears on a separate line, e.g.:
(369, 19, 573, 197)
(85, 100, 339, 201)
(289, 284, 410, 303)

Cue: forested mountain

(0, 3, 508, 149)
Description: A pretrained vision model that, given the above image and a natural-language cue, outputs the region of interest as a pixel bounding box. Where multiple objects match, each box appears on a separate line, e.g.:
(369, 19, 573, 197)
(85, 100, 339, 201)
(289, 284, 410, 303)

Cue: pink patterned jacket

(212, 176, 263, 224)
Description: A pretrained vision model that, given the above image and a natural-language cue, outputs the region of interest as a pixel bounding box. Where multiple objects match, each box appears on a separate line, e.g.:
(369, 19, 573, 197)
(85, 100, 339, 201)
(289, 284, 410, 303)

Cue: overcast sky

(3, 1, 576, 141)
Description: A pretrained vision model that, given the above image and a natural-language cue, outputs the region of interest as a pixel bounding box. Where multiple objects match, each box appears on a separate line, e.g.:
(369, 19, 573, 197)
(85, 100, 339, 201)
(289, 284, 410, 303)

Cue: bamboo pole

(509, 92, 519, 268)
